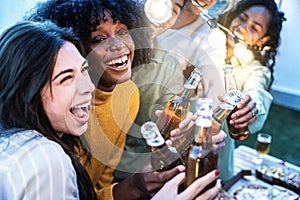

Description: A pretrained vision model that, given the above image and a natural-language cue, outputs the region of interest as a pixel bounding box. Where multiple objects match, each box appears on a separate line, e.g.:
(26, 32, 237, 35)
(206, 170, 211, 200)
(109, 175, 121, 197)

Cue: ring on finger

(250, 110, 255, 117)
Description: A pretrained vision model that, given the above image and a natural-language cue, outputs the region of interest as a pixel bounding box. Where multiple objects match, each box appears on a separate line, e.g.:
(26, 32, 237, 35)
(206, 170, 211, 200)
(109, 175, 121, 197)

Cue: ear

(257, 35, 270, 47)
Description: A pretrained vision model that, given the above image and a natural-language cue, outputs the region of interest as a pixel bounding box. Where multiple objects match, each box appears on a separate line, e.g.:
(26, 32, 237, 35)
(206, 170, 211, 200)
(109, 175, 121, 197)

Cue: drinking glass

(252, 133, 272, 165)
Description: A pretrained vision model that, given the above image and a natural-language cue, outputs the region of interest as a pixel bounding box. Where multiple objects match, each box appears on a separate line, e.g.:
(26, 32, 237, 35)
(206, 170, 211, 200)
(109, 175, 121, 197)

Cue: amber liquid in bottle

(226, 107, 250, 140)
(156, 95, 188, 140)
(185, 126, 218, 194)
(185, 98, 217, 194)
(185, 143, 218, 194)
(156, 69, 202, 140)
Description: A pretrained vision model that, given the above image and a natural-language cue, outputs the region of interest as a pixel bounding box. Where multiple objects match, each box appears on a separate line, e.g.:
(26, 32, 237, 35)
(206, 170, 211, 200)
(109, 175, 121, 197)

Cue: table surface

(234, 145, 300, 174)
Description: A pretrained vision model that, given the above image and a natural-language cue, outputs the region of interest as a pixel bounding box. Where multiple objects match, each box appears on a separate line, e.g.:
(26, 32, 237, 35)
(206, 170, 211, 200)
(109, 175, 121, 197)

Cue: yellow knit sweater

(79, 80, 139, 200)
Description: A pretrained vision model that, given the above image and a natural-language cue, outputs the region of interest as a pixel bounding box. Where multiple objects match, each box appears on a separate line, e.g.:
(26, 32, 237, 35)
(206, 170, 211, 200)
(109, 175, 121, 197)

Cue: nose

(237, 23, 247, 33)
(109, 36, 126, 52)
(78, 73, 95, 95)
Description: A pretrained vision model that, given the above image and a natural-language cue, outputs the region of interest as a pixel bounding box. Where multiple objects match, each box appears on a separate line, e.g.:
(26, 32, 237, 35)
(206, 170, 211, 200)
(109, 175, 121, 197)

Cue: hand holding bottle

(117, 165, 185, 198)
(227, 94, 258, 128)
(152, 170, 222, 200)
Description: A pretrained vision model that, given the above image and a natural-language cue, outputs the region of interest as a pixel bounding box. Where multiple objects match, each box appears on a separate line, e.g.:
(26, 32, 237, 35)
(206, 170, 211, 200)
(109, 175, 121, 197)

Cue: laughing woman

(0, 21, 96, 199)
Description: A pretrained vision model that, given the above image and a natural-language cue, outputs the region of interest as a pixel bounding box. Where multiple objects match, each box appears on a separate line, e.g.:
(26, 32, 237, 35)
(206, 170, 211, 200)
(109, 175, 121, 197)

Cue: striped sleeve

(0, 134, 79, 200)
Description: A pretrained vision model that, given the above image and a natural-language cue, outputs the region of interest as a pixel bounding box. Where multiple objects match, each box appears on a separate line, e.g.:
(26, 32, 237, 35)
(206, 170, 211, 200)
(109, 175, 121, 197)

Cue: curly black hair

(26, 0, 153, 67)
(218, 0, 286, 86)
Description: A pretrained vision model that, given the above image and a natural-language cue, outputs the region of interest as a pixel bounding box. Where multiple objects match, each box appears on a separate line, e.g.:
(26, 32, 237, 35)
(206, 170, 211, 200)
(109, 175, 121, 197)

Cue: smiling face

(41, 41, 95, 136)
(88, 10, 134, 91)
(229, 5, 271, 48)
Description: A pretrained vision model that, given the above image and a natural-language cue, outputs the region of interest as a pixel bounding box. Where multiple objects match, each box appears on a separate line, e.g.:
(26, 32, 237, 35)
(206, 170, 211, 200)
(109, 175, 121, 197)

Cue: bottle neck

(194, 121, 212, 145)
(223, 65, 238, 93)
(177, 68, 202, 104)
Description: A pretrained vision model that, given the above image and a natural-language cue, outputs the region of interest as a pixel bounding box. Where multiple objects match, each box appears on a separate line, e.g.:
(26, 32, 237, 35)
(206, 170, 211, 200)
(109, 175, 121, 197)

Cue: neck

(226, 44, 234, 64)
(97, 82, 116, 92)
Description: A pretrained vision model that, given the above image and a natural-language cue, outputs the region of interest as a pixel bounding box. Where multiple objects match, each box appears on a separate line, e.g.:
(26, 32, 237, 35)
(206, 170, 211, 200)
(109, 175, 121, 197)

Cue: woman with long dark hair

(0, 21, 96, 200)
(217, 0, 286, 181)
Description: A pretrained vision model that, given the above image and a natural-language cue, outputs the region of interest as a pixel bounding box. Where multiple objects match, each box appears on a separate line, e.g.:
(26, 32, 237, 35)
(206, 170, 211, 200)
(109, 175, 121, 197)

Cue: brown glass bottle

(141, 121, 183, 171)
(223, 65, 250, 140)
(156, 68, 202, 140)
(185, 98, 218, 194)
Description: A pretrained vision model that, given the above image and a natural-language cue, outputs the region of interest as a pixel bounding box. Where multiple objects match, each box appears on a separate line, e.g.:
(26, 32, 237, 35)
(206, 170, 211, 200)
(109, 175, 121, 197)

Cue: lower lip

(73, 113, 89, 124)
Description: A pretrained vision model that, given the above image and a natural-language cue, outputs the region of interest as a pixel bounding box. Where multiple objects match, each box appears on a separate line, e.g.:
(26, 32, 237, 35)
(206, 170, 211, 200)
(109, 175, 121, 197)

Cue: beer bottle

(185, 98, 218, 194)
(156, 68, 202, 140)
(211, 65, 250, 140)
(223, 65, 250, 140)
(140, 121, 183, 171)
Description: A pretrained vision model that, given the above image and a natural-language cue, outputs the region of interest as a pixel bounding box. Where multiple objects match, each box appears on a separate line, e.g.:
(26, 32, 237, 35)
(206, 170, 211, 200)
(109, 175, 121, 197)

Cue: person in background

(0, 20, 97, 200)
(27, 0, 223, 199)
(155, 0, 258, 182)
(217, 0, 286, 177)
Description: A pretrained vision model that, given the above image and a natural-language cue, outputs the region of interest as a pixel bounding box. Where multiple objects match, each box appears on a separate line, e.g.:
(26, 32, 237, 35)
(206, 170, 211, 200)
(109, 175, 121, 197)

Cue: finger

(151, 173, 186, 200)
(155, 110, 163, 117)
(166, 172, 186, 187)
(178, 112, 193, 129)
(194, 179, 222, 200)
(236, 95, 251, 109)
(212, 130, 227, 145)
(230, 107, 258, 127)
(213, 142, 225, 150)
(165, 140, 172, 147)
(179, 170, 219, 200)
(217, 95, 224, 102)
(152, 165, 185, 183)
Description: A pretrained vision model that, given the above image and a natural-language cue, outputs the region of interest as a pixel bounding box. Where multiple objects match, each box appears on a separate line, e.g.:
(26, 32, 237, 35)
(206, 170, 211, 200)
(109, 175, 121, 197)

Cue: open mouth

(106, 54, 129, 71)
(70, 102, 91, 122)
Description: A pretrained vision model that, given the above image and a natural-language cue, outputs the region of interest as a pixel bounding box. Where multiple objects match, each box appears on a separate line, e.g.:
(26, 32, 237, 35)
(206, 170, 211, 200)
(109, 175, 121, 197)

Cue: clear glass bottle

(141, 121, 183, 171)
(211, 65, 250, 140)
(156, 68, 202, 140)
(185, 98, 218, 194)
(223, 65, 250, 140)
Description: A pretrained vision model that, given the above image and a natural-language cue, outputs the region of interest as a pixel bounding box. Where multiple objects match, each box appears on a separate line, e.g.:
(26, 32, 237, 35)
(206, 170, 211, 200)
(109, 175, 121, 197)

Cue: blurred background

(0, 0, 299, 166)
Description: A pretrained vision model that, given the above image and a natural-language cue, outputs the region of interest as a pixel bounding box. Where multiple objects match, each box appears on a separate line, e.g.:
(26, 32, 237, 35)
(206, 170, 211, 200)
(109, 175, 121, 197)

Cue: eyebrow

(53, 60, 87, 81)
(242, 12, 263, 29)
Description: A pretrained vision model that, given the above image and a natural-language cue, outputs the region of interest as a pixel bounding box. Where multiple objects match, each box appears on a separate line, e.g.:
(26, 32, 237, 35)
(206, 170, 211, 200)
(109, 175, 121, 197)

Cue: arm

(230, 60, 273, 133)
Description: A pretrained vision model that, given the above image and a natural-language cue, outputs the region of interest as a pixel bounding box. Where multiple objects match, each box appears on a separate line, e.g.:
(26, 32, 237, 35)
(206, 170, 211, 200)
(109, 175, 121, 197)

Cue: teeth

(73, 102, 90, 109)
(106, 55, 128, 66)
(70, 102, 90, 119)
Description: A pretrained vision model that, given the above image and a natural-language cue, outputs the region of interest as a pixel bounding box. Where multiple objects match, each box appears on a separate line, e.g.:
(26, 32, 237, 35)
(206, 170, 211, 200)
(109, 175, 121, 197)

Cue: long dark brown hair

(0, 21, 97, 200)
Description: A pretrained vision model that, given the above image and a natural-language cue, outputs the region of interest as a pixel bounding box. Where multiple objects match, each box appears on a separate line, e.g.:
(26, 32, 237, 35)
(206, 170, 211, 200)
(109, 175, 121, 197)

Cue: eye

(60, 75, 73, 84)
(238, 15, 247, 22)
(117, 30, 129, 37)
(81, 65, 90, 74)
(91, 36, 107, 44)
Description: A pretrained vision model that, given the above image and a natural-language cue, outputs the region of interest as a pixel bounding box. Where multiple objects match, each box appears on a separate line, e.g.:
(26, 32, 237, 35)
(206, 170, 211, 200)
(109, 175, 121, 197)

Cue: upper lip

(105, 54, 130, 66)
(71, 99, 92, 110)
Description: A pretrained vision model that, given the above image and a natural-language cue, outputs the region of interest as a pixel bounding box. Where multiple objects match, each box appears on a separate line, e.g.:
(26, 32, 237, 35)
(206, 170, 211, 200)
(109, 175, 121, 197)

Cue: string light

(144, 0, 173, 25)
(144, 0, 254, 62)
(191, 0, 254, 62)
(207, 18, 226, 48)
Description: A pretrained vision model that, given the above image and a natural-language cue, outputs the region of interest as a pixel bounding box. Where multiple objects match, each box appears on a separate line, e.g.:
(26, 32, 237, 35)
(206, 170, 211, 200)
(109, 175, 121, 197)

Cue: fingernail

(215, 169, 220, 176)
